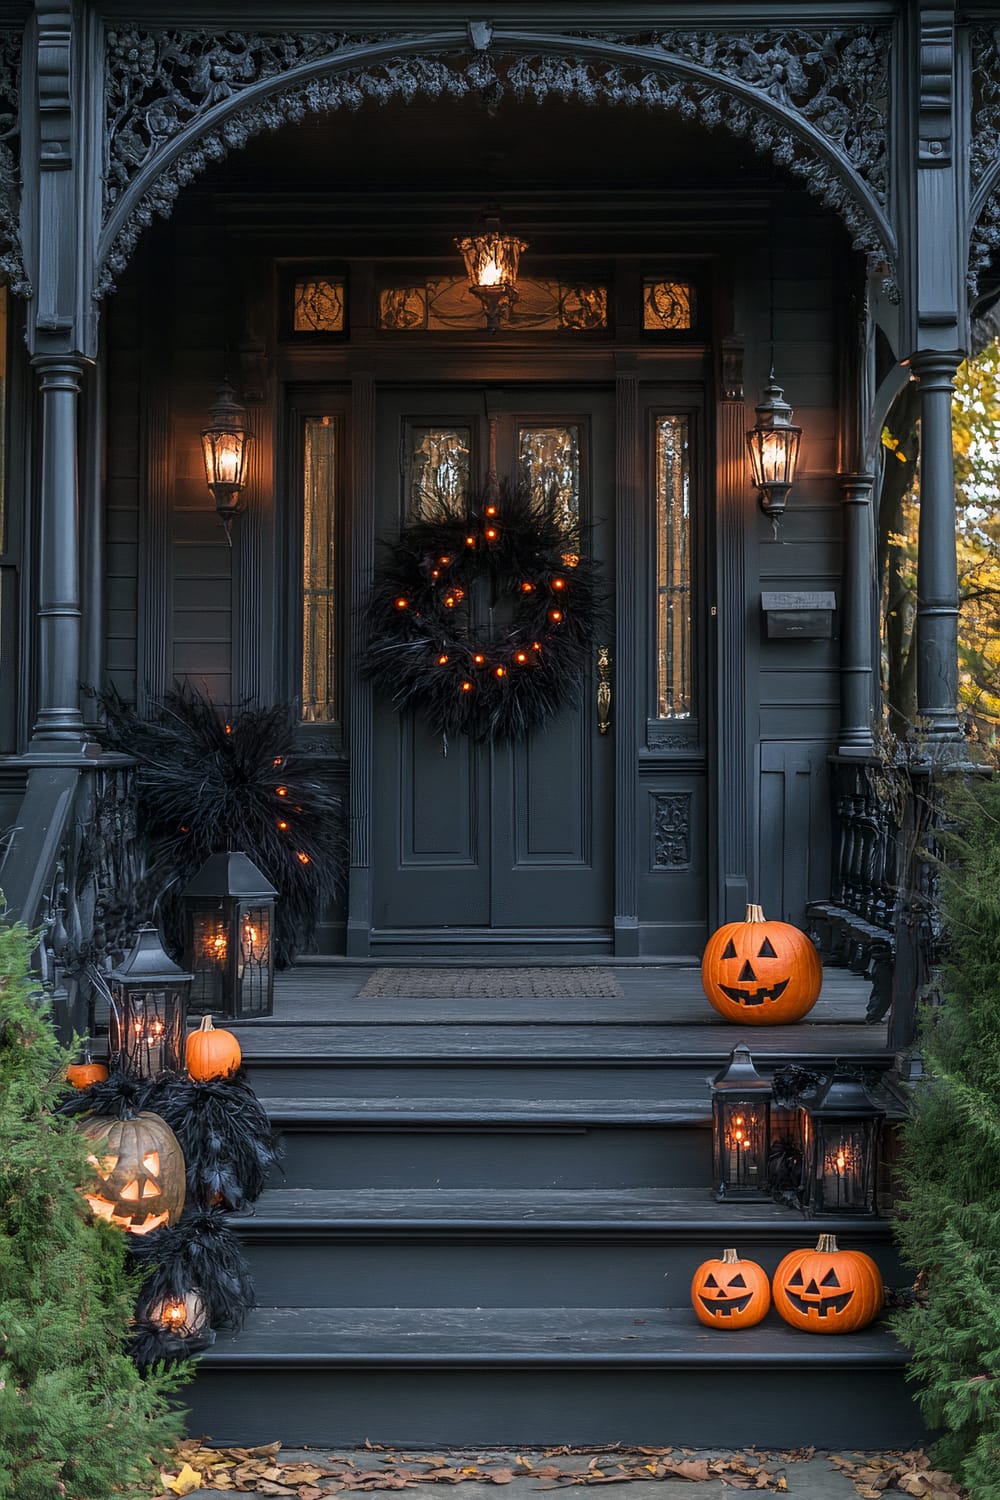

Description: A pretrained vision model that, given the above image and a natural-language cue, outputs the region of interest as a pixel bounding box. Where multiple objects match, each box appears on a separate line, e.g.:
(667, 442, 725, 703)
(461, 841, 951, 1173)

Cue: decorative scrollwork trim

(97, 26, 894, 298)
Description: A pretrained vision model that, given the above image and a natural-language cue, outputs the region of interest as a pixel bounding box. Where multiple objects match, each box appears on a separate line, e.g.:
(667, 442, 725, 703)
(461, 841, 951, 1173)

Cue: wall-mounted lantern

(108, 925, 191, 1078)
(711, 1043, 772, 1201)
(746, 373, 802, 521)
(455, 206, 528, 333)
(800, 1069, 882, 1216)
(201, 382, 251, 540)
(182, 851, 278, 1020)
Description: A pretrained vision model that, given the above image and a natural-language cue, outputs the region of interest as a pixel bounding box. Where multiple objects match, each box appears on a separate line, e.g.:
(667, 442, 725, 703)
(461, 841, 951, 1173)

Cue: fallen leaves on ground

(153, 1443, 963, 1498)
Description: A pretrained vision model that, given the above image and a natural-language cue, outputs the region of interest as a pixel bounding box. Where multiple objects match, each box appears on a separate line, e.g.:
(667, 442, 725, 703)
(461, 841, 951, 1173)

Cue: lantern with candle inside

(143, 1288, 210, 1341)
(799, 1069, 882, 1216)
(182, 851, 278, 1020)
(710, 1043, 772, 1202)
(108, 926, 190, 1079)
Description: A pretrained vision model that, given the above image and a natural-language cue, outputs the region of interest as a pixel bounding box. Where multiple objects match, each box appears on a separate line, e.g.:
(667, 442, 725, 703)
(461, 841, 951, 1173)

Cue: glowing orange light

(439, 555, 451, 565)
(485, 504, 498, 517)
(445, 596, 456, 608)
(204, 931, 227, 962)
(461, 680, 473, 692)
(495, 666, 506, 679)
(160, 1299, 188, 1331)
(466, 536, 477, 547)
(532, 641, 542, 651)
(224, 723, 232, 734)
(473, 654, 485, 666)
(515, 651, 528, 664)
(431, 569, 440, 579)
(485, 527, 498, 541)
(562, 552, 580, 568)
(395, 597, 409, 610)
(521, 581, 534, 593)
(277, 819, 289, 831)
(296, 851, 311, 865)
(276, 786, 288, 797)
(437, 654, 449, 665)
(452, 588, 465, 600)
(551, 577, 566, 590)
(549, 609, 563, 623)
(836, 1150, 846, 1171)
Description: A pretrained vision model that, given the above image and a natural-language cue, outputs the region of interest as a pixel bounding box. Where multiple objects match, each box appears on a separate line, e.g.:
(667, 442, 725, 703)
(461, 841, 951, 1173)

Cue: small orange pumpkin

(65, 1053, 109, 1089)
(701, 903, 822, 1025)
(772, 1234, 883, 1334)
(186, 1015, 242, 1081)
(691, 1247, 771, 1329)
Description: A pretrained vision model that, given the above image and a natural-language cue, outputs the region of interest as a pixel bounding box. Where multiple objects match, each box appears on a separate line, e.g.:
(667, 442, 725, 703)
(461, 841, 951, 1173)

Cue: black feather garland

(130, 1208, 256, 1335)
(92, 683, 346, 964)
(57, 1067, 148, 1120)
(362, 481, 608, 742)
(142, 1069, 282, 1211)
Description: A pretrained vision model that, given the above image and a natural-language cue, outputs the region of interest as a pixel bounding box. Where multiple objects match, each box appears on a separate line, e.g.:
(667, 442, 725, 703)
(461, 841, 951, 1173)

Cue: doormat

(357, 967, 625, 999)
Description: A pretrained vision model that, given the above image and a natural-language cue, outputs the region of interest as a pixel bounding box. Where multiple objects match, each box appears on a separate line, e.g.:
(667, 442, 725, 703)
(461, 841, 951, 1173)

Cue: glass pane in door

(517, 425, 580, 522)
(656, 415, 692, 719)
(408, 426, 471, 516)
(302, 416, 337, 723)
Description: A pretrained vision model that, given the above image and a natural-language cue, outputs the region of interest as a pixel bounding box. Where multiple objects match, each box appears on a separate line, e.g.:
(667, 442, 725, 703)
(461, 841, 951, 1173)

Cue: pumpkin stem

(721, 1247, 740, 1263)
(816, 1234, 840, 1253)
(744, 904, 767, 923)
(197, 1016, 216, 1033)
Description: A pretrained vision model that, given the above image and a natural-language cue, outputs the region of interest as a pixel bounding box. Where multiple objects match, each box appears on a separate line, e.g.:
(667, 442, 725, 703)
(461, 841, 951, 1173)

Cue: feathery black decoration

(93, 684, 346, 964)
(58, 1067, 148, 1120)
(362, 481, 608, 742)
(129, 1318, 216, 1370)
(143, 1069, 282, 1211)
(130, 1209, 255, 1334)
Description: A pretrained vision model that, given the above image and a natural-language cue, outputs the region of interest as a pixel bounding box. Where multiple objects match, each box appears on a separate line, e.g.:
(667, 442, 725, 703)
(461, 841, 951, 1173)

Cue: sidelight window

(655, 415, 692, 719)
(301, 416, 338, 723)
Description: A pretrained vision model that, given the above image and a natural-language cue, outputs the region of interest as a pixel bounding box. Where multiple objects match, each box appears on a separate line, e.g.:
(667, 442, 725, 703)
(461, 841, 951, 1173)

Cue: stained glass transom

(518, 426, 580, 525)
(379, 277, 607, 331)
(294, 278, 345, 332)
(301, 417, 337, 723)
(408, 427, 471, 517)
(643, 281, 694, 331)
(656, 416, 692, 720)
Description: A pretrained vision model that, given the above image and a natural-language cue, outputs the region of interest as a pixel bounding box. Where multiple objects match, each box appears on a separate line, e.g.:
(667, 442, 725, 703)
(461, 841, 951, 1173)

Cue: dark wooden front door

(371, 388, 614, 948)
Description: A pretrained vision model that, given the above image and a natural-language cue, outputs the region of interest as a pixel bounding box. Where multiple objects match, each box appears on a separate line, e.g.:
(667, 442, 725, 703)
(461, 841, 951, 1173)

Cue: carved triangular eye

(738, 961, 756, 981)
(728, 1273, 747, 1289)
(788, 1269, 804, 1287)
(821, 1269, 841, 1287)
(703, 1273, 719, 1288)
(758, 937, 777, 957)
(722, 939, 738, 959)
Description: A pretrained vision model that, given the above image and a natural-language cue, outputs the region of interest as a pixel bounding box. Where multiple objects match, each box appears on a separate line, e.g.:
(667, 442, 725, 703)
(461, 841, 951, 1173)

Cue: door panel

(371, 388, 614, 940)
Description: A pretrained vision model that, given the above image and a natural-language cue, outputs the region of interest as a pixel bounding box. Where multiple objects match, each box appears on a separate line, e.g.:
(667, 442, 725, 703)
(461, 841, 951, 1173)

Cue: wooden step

(232, 1186, 905, 1308)
(188, 1305, 920, 1450)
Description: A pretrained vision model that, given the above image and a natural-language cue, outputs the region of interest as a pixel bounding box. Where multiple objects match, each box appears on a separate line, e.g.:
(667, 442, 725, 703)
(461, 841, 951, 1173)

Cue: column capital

(840, 473, 875, 501)
(30, 352, 88, 390)
(906, 349, 964, 384)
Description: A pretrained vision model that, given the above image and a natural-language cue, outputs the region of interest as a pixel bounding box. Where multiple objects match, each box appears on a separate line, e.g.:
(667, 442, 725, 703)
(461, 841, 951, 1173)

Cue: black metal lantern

(201, 382, 251, 538)
(746, 373, 802, 520)
(109, 926, 191, 1078)
(183, 852, 277, 1019)
(455, 205, 528, 333)
(711, 1043, 772, 1201)
(800, 1070, 882, 1216)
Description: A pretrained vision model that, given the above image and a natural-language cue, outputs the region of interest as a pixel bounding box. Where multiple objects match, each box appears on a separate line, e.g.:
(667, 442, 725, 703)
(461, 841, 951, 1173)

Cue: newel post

(838, 474, 876, 753)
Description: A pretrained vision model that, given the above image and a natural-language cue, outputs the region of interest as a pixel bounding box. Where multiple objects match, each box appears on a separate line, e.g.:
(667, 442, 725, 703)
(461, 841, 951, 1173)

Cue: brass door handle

(597, 645, 612, 735)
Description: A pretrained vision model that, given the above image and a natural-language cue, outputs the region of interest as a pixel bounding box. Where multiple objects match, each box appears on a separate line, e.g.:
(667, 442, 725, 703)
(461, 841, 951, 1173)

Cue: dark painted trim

(347, 367, 375, 957)
(613, 361, 640, 956)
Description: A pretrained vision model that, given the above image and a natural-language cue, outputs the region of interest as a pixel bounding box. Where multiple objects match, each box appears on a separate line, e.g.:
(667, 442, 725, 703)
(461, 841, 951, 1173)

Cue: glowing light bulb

(485, 504, 498, 517)
(466, 536, 477, 547)
(296, 851, 311, 864)
(521, 581, 534, 593)
(515, 652, 528, 664)
(552, 577, 566, 590)
(277, 819, 288, 830)
(276, 786, 288, 797)
(485, 527, 498, 541)
(473, 654, 485, 666)
(479, 257, 502, 287)
(395, 597, 409, 610)
(549, 609, 563, 623)
(495, 666, 506, 678)
(461, 680, 473, 692)
(437, 654, 449, 665)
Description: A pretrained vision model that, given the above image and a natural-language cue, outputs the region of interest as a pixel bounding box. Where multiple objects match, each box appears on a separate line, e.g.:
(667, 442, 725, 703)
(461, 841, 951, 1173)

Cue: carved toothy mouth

(784, 1289, 855, 1318)
(719, 978, 790, 1006)
(699, 1292, 755, 1317)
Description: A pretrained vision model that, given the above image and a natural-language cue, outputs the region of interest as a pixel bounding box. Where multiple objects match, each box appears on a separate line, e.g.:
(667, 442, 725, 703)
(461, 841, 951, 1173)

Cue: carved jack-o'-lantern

(772, 1234, 883, 1334)
(701, 904, 822, 1025)
(79, 1110, 186, 1236)
(690, 1247, 771, 1330)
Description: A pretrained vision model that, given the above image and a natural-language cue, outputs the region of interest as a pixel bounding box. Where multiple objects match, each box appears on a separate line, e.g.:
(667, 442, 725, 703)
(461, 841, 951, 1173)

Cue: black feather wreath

(130, 1208, 256, 1334)
(362, 481, 607, 742)
(58, 1067, 149, 1120)
(143, 1069, 282, 1211)
(93, 684, 346, 965)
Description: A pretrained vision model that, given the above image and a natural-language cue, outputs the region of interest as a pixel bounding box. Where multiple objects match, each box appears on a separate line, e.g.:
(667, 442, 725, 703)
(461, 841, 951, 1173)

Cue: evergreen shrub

(0, 913, 186, 1500)
(894, 773, 1000, 1496)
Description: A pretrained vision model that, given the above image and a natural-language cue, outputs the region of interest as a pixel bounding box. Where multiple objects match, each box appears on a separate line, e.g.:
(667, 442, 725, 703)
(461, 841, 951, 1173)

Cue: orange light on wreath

(461, 680, 473, 692)
(495, 666, 507, 678)
(551, 578, 566, 591)
(521, 581, 534, 593)
(485, 527, 499, 542)
(549, 609, 563, 623)
(438, 654, 449, 665)
(515, 651, 528, 664)
(485, 504, 499, 517)
(277, 819, 289, 831)
(276, 786, 288, 797)
(296, 851, 311, 865)
(394, 598, 409, 610)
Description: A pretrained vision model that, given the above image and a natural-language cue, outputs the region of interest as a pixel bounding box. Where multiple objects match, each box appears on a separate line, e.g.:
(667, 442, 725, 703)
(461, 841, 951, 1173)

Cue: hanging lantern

(800, 1070, 883, 1216)
(201, 382, 251, 538)
(182, 852, 278, 1019)
(746, 373, 802, 520)
(455, 206, 528, 333)
(710, 1043, 772, 1201)
(109, 926, 191, 1078)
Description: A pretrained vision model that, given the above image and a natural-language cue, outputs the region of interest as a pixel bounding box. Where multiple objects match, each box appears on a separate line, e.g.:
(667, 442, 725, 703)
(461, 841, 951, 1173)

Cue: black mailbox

(761, 591, 836, 639)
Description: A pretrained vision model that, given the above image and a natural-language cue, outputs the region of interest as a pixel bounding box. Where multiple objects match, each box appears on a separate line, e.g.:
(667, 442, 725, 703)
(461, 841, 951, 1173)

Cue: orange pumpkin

(79, 1110, 186, 1236)
(65, 1054, 109, 1089)
(186, 1015, 242, 1080)
(691, 1247, 771, 1329)
(772, 1234, 883, 1334)
(701, 903, 822, 1025)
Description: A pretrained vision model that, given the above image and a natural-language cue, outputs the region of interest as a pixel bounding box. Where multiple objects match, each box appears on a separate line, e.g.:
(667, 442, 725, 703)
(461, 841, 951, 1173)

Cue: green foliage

(0, 913, 187, 1500)
(894, 774, 1000, 1496)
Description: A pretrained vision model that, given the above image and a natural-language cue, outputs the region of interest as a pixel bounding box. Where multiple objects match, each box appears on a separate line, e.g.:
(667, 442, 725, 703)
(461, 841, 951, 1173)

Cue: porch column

(838, 474, 875, 753)
(910, 350, 963, 744)
(30, 355, 87, 747)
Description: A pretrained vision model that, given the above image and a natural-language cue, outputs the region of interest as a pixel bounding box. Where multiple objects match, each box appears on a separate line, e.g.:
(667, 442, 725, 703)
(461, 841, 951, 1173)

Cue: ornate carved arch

(0, 31, 25, 295)
(97, 23, 894, 296)
(969, 26, 1000, 295)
